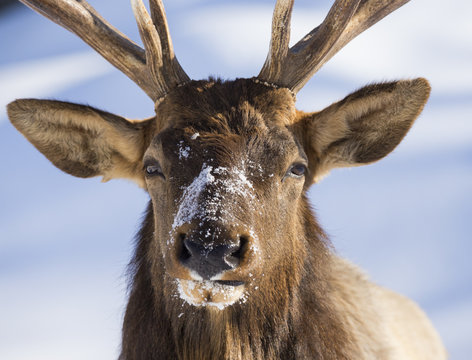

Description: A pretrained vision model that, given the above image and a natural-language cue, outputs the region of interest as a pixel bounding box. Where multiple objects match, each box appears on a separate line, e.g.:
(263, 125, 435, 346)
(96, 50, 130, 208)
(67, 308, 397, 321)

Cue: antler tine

(321, 0, 410, 67)
(259, 0, 294, 82)
(132, 0, 189, 97)
(259, 0, 361, 92)
(19, 0, 163, 100)
(258, 0, 411, 93)
(148, 0, 190, 87)
(131, 0, 167, 97)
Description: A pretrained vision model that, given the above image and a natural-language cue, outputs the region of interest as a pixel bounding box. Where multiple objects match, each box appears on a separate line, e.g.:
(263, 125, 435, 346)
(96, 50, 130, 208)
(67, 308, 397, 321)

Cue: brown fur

(8, 78, 446, 359)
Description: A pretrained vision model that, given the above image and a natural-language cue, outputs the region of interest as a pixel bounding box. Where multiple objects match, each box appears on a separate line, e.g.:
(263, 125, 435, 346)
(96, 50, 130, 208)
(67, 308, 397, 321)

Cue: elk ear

(7, 99, 155, 187)
(299, 79, 431, 183)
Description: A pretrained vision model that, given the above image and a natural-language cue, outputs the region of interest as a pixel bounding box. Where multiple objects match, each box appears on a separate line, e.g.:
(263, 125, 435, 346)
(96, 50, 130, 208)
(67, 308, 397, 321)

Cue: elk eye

(289, 163, 306, 178)
(144, 162, 164, 178)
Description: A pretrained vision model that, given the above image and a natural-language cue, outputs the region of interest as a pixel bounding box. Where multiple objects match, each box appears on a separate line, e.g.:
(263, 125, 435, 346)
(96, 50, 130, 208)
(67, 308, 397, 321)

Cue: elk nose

(179, 237, 244, 280)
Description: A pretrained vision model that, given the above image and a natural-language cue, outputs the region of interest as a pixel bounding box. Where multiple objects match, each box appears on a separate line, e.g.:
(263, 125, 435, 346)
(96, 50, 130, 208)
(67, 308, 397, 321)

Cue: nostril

(178, 234, 192, 262)
(232, 235, 248, 259)
(230, 248, 241, 258)
(225, 235, 248, 268)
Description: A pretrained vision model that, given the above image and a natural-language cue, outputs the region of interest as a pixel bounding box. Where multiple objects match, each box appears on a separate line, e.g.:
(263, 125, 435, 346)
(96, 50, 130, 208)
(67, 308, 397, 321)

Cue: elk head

(8, 0, 430, 311)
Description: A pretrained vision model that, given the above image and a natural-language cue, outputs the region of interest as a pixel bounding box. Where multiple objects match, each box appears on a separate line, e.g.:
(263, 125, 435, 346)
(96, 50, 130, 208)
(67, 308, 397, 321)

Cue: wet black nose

(179, 237, 244, 280)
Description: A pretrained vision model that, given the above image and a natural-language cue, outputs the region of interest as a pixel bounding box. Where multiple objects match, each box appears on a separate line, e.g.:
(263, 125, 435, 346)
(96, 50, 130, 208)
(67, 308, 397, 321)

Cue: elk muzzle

(168, 223, 257, 309)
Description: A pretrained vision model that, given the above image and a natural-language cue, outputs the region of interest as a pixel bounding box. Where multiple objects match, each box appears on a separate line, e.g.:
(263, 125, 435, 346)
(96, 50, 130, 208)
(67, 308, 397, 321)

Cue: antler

(19, 0, 189, 102)
(132, 0, 189, 98)
(258, 0, 410, 93)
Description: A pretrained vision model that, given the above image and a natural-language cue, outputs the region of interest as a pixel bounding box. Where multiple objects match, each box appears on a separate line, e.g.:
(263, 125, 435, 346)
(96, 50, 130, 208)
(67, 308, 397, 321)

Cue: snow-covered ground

(1, 0, 471, 358)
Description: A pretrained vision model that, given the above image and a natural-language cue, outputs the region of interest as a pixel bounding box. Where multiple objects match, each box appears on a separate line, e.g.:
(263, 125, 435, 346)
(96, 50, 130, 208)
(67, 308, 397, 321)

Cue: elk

(7, 0, 447, 359)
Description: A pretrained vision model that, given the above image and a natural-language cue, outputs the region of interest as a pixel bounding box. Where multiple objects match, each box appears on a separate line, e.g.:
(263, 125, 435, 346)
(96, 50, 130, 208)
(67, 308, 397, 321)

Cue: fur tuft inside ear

(298, 78, 431, 183)
(8, 99, 155, 187)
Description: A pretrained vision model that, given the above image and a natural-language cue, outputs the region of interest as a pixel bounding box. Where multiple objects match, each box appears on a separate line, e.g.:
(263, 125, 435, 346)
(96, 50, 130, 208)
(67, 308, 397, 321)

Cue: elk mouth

(176, 278, 246, 310)
(214, 280, 245, 286)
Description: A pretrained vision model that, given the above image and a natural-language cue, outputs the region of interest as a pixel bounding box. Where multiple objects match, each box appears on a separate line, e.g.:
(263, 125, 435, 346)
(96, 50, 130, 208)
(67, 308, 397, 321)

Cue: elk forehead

(147, 79, 302, 193)
(149, 80, 302, 191)
(153, 79, 297, 129)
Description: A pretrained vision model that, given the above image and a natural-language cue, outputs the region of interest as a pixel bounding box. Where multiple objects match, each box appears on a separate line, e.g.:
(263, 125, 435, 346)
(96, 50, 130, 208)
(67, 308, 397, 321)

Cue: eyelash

(282, 163, 307, 181)
(144, 162, 164, 178)
(289, 163, 306, 177)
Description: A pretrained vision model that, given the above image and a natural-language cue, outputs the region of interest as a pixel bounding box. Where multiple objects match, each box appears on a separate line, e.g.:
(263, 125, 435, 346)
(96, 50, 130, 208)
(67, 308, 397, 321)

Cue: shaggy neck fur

(120, 197, 359, 360)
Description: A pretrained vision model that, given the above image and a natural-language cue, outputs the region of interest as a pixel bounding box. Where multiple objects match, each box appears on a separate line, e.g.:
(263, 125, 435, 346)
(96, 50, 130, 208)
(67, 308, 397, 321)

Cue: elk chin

(176, 279, 246, 310)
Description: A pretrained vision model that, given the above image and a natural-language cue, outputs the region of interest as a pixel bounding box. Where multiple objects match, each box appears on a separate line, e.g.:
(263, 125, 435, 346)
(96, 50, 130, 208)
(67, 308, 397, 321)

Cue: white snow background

(0, 0, 471, 359)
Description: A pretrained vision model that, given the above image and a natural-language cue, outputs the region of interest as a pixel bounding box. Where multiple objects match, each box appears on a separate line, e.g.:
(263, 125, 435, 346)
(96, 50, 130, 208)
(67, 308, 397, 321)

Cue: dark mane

(121, 194, 356, 359)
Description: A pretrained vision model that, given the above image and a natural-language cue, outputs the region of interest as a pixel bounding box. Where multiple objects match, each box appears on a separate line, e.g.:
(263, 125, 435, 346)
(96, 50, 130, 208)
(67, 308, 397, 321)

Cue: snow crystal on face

(236, 170, 253, 189)
(188, 270, 203, 281)
(176, 279, 245, 310)
(248, 229, 260, 255)
(170, 161, 256, 241)
(213, 165, 255, 200)
(191, 132, 200, 140)
(178, 140, 191, 160)
(171, 164, 215, 236)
